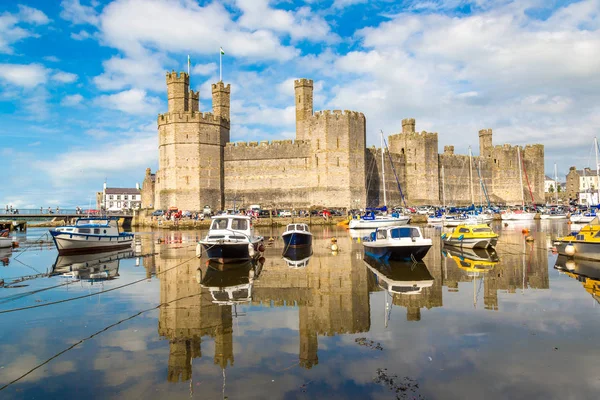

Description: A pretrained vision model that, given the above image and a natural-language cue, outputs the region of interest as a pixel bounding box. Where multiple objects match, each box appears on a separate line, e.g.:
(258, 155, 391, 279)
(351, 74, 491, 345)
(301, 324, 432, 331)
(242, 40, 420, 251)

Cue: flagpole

(219, 50, 222, 82)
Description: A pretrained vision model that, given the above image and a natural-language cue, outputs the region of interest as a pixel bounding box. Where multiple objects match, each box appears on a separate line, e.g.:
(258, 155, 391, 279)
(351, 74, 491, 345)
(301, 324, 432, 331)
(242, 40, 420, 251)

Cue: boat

(51, 248, 133, 281)
(442, 246, 499, 272)
(541, 164, 567, 219)
(282, 223, 312, 253)
(283, 253, 312, 269)
(442, 224, 498, 249)
(362, 225, 432, 261)
(198, 215, 264, 263)
(554, 255, 600, 304)
(570, 210, 598, 223)
(555, 219, 600, 260)
(50, 217, 134, 255)
(501, 146, 536, 221)
(198, 258, 264, 305)
(363, 255, 434, 295)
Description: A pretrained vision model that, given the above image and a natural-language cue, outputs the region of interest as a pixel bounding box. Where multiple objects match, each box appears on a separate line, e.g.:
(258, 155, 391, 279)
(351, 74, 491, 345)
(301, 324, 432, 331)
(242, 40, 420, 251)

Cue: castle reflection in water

(138, 225, 549, 383)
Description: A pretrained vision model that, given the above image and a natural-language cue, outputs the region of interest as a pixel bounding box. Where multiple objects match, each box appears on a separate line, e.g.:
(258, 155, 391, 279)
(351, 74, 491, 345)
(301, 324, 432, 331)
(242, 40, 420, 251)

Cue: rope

(13, 231, 49, 260)
(0, 254, 197, 315)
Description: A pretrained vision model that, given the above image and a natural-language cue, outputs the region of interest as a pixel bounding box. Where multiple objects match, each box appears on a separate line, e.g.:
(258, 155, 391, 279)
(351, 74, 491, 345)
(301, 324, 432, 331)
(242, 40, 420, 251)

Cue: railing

(0, 209, 136, 216)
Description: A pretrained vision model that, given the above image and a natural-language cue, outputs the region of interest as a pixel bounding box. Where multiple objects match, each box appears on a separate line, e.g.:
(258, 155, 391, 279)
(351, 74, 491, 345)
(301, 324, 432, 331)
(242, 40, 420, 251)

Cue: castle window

(337, 137, 339, 149)
(317, 139, 320, 150)
(494, 159, 497, 164)
(186, 176, 189, 184)
(316, 155, 319, 166)
(337, 158, 340, 167)
(298, 96, 301, 103)
(401, 148, 405, 155)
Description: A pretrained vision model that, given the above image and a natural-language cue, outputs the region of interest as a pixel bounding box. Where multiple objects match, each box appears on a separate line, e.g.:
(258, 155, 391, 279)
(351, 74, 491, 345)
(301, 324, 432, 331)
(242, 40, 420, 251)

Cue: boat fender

(458, 234, 464, 241)
(195, 243, 202, 258)
(331, 243, 339, 251)
(565, 259, 576, 270)
(441, 233, 447, 239)
(565, 244, 576, 256)
(248, 243, 256, 257)
(525, 235, 534, 242)
(258, 243, 265, 252)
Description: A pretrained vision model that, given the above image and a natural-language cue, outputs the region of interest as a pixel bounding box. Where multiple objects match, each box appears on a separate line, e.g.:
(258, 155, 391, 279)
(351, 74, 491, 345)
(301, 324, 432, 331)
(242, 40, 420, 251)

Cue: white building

(99, 182, 141, 211)
(544, 176, 556, 193)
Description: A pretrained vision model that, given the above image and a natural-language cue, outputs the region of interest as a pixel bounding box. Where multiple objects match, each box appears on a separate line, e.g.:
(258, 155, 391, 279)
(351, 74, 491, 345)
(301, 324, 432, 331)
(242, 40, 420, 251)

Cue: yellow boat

(555, 218, 600, 260)
(554, 255, 600, 303)
(442, 246, 499, 274)
(441, 224, 498, 249)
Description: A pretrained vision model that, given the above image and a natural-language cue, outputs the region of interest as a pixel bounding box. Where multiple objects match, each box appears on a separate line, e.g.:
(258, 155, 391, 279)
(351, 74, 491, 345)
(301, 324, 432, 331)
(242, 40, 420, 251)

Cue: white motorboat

(50, 218, 134, 255)
(363, 226, 432, 261)
(570, 213, 597, 223)
(198, 215, 264, 263)
(0, 228, 13, 248)
(349, 212, 410, 229)
(500, 210, 536, 221)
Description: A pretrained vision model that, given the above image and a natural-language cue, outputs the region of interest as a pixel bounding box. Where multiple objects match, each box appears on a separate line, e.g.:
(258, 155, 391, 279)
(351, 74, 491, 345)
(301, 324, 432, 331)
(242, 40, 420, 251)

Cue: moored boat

(50, 218, 134, 255)
(282, 223, 312, 253)
(362, 226, 432, 261)
(198, 257, 264, 304)
(363, 255, 434, 295)
(555, 219, 600, 260)
(198, 215, 264, 263)
(500, 209, 536, 221)
(442, 224, 498, 249)
(349, 211, 410, 229)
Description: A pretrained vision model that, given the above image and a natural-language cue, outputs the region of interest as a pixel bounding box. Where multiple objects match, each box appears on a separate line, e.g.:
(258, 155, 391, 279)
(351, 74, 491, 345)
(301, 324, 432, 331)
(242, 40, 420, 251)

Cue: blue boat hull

(283, 245, 313, 260)
(364, 245, 431, 261)
(203, 242, 260, 264)
(282, 232, 312, 249)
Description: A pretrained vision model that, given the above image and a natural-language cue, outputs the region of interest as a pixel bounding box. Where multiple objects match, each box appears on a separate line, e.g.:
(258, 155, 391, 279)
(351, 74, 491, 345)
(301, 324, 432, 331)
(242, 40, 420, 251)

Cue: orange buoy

(522, 228, 529, 234)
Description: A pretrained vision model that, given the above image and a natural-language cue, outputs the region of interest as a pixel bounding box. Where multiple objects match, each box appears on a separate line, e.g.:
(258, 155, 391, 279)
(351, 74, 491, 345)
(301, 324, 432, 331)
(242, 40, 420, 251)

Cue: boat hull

(363, 243, 432, 261)
(0, 237, 12, 249)
(556, 241, 600, 261)
(282, 232, 312, 249)
(443, 237, 498, 249)
(201, 240, 263, 263)
(51, 232, 133, 255)
(282, 245, 313, 260)
(349, 217, 410, 229)
(540, 214, 567, 220)
(501, 212, 536, 221)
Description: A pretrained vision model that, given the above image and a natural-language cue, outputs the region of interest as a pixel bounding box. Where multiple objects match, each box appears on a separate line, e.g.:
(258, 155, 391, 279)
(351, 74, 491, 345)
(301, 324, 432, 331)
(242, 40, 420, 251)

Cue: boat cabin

(53, 218, 119, 236)
(370, 227, 423, 242)
(206, 215, 254, 242)
(285, 223, 310, 233)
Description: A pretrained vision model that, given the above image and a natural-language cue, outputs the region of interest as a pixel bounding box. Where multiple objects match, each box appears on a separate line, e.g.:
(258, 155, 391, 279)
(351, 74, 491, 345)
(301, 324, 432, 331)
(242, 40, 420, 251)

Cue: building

(99, 182, 142, 211)
(545, 175, 556, 193)
(143, 72, 544, 211)
(566, 167, 600, 204)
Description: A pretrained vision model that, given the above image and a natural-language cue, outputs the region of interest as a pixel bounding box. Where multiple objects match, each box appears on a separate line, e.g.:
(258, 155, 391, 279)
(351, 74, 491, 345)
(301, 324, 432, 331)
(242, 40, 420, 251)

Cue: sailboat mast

(554, 163, 559, 205)
(381, 131, 387, 209)
(595, 137, 600, 205)
(518, 147, 525, 210)
(442, 165, 446, 210)
(469, 146, 474, 206)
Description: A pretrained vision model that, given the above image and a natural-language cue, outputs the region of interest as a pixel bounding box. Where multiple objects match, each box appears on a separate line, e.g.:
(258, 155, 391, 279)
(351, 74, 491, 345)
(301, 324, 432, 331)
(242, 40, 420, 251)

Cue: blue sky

(1, 0, 599, 208)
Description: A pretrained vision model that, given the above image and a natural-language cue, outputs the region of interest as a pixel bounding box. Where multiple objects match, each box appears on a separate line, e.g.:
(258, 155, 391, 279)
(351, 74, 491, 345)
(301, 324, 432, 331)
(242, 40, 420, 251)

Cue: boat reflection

(282, 246, 313, 269)
(442, 246, 499, 276)
(198, 257, 265, 305)
(554, 255, 600, 304)
(51, 248, 134, 281)
(0, 247, 13, 266)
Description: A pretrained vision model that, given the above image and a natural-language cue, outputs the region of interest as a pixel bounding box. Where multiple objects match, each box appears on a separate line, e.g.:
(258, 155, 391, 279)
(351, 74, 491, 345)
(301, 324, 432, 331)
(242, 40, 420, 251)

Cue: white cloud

(0, 6, 48, 53)
(94, 53, 167, 91)
(191, 62, 217, 76)
(43, 55, 60, 62)
(17, 5, 51, 25)
(235, 0, 334, 42)
(95, 89, 161, 115)
(0, 63, 48, 88)
(60, 0, 100, 25)
(71, 29, 92, 40)
(52, 71, 78, 83)
(98, 0, 297, 61)
(332, 0, 368, 8)
(61, 93, 84, 106)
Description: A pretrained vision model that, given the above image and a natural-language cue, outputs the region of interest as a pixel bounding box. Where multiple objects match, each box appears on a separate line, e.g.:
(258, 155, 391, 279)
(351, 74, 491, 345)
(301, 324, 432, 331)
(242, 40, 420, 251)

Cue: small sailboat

(501, 147, 536, 221)
(199, 215, 264, 263)
(442, 224, 499, 249)
(50, 217, 134, 255)
(363, 226, 432, 261)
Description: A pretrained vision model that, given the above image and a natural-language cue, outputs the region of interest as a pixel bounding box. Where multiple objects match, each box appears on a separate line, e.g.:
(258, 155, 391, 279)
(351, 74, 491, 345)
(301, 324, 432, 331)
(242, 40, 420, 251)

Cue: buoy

(567, 220, 572, 225)
(525, 235, 534, 242)
(504, 223, 508, 227)
(331, 243, 339, 251)
(331, 250, 339, 256)
(258, 244, 265, 252)
(522, 228, 529, 234)
(331, 237, 338, 244)
(196, 243, 202, 258)
(565, 259, 576, 270)
(565, 244, 576, 256)
(248, 243, 256, 257)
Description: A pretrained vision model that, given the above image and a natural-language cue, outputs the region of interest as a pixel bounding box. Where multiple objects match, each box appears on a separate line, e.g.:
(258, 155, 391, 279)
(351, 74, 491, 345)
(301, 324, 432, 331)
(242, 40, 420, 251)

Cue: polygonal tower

(294, 78, 313, 141)
(479, 128, 493, 158)
(155, 71, 229, 212)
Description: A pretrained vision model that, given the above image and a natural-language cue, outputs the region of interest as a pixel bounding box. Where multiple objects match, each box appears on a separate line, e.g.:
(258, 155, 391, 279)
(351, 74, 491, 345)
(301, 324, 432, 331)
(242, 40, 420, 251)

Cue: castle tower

(402, 118, 416, 134)
(212, 81, 230, 120)
(298, 306, 319, 369)
(155, 72, 230, 211)
(295, 79, 313, 141)
(479, 129, 493, 158)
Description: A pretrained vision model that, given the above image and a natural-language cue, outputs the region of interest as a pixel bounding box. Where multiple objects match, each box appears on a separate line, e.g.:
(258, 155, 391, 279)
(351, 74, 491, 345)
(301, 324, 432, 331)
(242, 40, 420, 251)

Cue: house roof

(105, 188, 140, 195)
(545, 175, 553, 180)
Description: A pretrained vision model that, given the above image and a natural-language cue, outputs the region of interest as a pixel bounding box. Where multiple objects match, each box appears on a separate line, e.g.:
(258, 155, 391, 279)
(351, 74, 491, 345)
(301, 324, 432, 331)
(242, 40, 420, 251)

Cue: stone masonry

(144, 73, 544, 211)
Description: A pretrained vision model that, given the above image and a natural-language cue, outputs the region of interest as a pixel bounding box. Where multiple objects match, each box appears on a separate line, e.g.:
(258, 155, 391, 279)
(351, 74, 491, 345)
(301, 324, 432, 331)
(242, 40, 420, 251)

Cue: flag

(220, 47, 225, 55)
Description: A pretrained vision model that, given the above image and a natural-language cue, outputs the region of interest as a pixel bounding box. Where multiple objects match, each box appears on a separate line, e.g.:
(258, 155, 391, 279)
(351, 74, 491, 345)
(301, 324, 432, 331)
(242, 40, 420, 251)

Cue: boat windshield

(473, 227, 493, 233)
(211, 219, 228, 230)
(390, 227, 420, 239)
(231, 219, 248, 231)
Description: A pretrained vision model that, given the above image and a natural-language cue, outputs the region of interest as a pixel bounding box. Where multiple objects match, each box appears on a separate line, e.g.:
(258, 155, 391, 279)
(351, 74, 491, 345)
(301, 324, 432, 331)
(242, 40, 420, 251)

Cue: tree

(557, 184, 562, 193)
(549, 185, 554, 193)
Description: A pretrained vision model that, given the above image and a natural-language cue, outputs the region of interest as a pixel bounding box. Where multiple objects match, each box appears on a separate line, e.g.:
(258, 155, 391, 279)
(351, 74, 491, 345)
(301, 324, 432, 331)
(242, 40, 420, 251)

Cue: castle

(142, 72, 544, 211)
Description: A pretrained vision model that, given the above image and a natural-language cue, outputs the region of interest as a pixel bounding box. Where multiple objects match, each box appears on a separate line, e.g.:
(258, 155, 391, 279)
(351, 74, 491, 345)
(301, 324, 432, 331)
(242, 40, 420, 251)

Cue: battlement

(479, 128, 492, 136)
(166, 70, 189, 83)
(312, 109, 365, 120)
(294, 78, 313, 88)
(390, 130, 438, 139)
(211, 81, 231, 93)
(224, 138, 310, 161)
(402, 118, 416, 133)
(157, 111, 230, 127)
(444, 145, 455, 155)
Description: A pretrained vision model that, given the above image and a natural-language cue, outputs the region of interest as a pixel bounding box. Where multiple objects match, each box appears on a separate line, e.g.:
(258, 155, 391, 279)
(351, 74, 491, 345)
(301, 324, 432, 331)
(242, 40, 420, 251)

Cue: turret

(211, 81, 230, 120)
(479, 128, 493, 157)
(166, 71, 190, 113)
(189, 89, 199, 112)
(402, 118, 415, 134)
(295, 78, 313, 141)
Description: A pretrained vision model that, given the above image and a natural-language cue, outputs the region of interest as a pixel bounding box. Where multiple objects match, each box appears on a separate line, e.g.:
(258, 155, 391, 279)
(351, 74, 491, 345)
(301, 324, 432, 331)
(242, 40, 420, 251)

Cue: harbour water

(1, 221, 599, 399)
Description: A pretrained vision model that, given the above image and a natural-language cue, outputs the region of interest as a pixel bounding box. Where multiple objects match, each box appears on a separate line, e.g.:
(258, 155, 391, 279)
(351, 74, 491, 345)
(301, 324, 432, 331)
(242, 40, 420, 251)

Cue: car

(279, 210, 292, 217)
(152, 210, 164, 216)
(182, 210, 192, 218)
(203, 205, 212, 216)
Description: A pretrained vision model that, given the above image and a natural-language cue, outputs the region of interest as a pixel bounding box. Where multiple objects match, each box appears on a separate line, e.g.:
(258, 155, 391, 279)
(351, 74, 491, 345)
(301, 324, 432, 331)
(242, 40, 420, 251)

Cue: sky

(1, 0, 599, 209)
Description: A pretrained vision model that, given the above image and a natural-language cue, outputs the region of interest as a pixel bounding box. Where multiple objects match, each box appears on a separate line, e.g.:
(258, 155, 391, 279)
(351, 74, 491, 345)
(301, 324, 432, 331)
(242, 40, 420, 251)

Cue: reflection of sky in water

(0, 222, 599, 399)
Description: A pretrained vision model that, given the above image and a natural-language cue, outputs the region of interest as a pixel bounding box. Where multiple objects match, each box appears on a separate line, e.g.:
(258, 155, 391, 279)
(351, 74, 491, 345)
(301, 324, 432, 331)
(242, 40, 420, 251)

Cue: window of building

(109, 202, 113, 207)
(124, 195, 128, 200)
(117, 195, 121, 200)
(109, 195, 114, 200)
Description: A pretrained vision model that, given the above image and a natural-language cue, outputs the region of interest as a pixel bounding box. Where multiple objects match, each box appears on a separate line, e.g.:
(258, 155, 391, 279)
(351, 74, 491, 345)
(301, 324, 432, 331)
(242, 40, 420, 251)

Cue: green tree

(557, 184, 562, 193)
(549, 185, 554, 193)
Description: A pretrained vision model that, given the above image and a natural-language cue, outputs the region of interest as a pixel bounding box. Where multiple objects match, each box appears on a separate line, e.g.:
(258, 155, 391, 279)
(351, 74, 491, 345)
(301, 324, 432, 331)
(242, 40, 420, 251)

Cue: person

(56, 206, 60, 214)
(40, 206, 43, 214)
(9, 205, 13, 214)
(48, 206, 52, 214)
(5, 205, 8, 214)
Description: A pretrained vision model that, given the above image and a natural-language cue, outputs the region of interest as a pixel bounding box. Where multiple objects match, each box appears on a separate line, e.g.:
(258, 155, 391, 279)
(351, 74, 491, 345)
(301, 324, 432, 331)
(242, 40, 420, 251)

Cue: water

(0, 222, 599, 399)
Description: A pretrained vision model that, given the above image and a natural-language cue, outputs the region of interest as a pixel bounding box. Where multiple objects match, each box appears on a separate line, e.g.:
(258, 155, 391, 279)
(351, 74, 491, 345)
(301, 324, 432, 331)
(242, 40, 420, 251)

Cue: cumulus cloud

(52, 71, 78, 83)
(191, 62, 217, 76)
(95, 89, 161, 115)
(94, 53, 167, 91)
(60, 0, 100, 25)
(71, 29, 92, 40)
(61, 93, 83, 106)
(0, 6, 49, 53)
(0, 63, 48, 88)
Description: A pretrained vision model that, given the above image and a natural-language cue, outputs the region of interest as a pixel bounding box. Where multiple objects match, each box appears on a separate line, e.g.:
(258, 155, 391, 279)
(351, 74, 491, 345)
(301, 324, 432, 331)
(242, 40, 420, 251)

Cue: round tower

(479, 129, 493, 158)
(402, 118, 416, 134)
(294, 78, 313, 141)
(211, 81, 230, 120)
(166, 71, 190, 113)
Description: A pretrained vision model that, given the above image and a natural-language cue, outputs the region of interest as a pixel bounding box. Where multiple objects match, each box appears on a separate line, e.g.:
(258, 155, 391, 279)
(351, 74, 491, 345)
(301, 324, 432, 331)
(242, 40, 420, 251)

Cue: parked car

(182, 210, 192, 218)
(203, 205, 212, 216)
(152, 209, 164, 216)
(279, 210, 292, 217)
